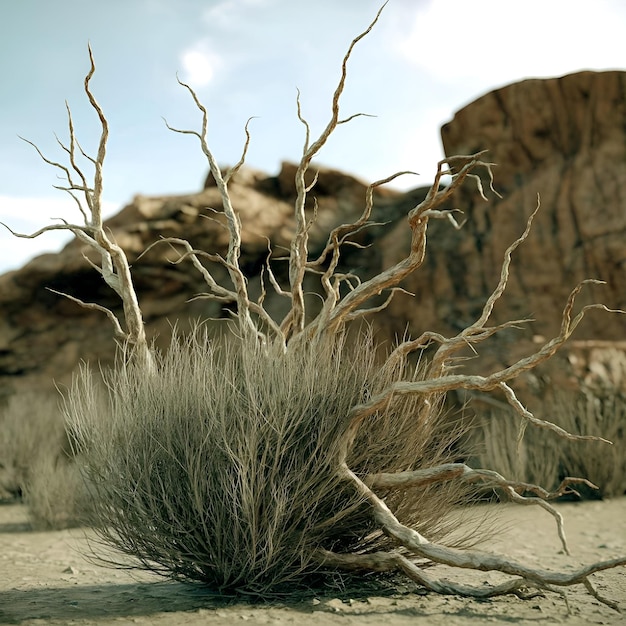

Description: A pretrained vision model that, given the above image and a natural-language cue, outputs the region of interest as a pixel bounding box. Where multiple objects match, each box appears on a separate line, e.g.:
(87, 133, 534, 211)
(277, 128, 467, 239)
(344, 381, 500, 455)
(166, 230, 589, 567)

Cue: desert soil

(1, 498, 625, 626)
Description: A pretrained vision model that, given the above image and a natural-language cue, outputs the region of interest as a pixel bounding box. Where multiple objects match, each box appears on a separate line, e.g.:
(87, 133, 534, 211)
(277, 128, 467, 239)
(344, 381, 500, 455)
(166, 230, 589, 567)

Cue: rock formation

(383, 70, 626, 388)
(1, 70, 624, 398)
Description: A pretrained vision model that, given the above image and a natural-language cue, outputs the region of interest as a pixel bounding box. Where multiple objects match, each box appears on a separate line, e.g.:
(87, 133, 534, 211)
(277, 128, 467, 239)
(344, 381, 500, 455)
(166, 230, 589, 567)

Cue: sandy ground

(1, 498, 625, 626)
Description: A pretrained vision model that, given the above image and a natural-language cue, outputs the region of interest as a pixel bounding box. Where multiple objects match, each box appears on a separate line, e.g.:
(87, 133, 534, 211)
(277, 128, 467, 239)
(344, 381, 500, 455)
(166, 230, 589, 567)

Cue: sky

(1, 0, 626, 273)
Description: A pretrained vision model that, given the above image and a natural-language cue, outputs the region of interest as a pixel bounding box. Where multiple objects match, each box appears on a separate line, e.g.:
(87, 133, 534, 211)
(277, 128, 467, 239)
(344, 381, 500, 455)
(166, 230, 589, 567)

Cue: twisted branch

(164, 83, 259, 340)
(4, 44, 152, 370)
(310, 153, 499, 339)
(323, 464, 626, 608)
(285, 3, 387, 340)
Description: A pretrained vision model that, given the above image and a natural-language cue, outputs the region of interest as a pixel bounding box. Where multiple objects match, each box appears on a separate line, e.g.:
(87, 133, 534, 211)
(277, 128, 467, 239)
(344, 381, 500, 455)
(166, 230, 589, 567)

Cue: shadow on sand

(0, 580, 230, 624)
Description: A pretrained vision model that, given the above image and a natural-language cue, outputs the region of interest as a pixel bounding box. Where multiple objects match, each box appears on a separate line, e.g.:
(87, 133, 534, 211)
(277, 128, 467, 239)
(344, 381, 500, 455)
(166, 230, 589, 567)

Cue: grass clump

(0, 390, 88, 528)
(64, 327, 475, 594)
(23, 452, 88, 529)
(0, 392, 66, 501)
(474, 386, 626, 499)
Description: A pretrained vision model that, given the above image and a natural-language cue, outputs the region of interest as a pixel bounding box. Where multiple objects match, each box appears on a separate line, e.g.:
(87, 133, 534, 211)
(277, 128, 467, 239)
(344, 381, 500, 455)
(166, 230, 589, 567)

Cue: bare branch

(498, 381, 613, 444)
(261, 237, 291, 300)
(295, 88, 311, 154)
(336, 463, 626, 607)
(9, 46, 152, 369)
(385, 319, 532, 375)
(308, 170, 415, 272)
(427, 198, 541, 376)
(315, 549, 559, 600)
(337, 112, 376, 125)
(340, 280, 622, 465)
(19, 135, 88, 217)
(148, 236, 283, 339)
(365, 463, 597, 498)
(59, 104, 91, 207)
(286, 3, 388, 340)
(342, 288, 401, 322)
(46, 288, 126, 340)
(365, 462, 600, 555)
(316, 546, 622, 605)
(1, 221, 96, 239)
(310, 152, 495, 339)
(225, 116, 256, 184)
(83, 43, 108, 224)
(167, 78, 264, 339)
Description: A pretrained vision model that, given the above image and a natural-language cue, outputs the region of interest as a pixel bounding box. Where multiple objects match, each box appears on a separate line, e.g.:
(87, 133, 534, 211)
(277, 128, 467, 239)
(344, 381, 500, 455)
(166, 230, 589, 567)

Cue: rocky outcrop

(1, 71, 625, 398)
(382, 70, 626, 383)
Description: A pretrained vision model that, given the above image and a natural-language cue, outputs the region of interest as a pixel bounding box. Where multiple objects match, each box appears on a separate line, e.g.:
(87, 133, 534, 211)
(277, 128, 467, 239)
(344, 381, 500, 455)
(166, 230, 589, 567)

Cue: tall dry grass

(24, 452, 89, 529)
(474, 387, 626, 499)
(0, 390, 88, 528)
(549, 388, 626, 498)
(64, 327, 478, 593)
(0, 392, 66, 501)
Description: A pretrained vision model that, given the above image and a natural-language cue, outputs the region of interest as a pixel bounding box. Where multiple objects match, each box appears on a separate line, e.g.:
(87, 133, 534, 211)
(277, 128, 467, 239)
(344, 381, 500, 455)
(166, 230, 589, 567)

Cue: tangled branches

(5, 2, 625, 611)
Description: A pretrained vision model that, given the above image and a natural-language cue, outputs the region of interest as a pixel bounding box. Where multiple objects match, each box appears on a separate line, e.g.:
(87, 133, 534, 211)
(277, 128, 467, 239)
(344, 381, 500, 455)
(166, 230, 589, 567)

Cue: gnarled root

(314, 464, 625, 611)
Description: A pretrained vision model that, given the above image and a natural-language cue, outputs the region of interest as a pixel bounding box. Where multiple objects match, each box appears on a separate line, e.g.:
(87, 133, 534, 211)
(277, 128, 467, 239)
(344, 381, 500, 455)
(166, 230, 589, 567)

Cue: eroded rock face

(1, 71, 625, 398)
(445, 70, 626, 335)
(382, 71, 626, 381)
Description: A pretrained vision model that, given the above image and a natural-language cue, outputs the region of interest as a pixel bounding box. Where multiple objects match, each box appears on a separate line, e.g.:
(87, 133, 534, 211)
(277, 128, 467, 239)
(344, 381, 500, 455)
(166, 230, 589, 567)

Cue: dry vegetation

(0, 392, 65, 500)
(0, 392, 86, 528)
(3, 2, 626, 611)
(66, 327, 479, 592)
(476, 386, 626, 500)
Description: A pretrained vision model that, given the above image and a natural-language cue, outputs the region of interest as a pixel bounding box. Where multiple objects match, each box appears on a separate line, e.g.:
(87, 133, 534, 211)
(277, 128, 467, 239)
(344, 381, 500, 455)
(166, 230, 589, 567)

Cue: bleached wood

(6, 3, 625, 608)
(4, 45, 153, 370)
(285, 3, 387, 340)
(331, 463, 626, 607)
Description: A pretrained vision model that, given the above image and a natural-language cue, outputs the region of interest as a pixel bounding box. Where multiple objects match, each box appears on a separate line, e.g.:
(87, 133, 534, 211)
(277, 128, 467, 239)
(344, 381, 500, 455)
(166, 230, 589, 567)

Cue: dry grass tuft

(474, 387, 626, 499)
(64, 326, 477, 594)
(23, 453, 89, 529)
(0, 390, 89, 528)
(548, 388, 626, 499)
(0, 392, 66, 501)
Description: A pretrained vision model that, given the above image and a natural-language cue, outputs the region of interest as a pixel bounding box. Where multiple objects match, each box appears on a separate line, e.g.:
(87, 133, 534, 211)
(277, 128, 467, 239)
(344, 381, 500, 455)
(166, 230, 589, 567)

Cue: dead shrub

(7, 2, 626, 607)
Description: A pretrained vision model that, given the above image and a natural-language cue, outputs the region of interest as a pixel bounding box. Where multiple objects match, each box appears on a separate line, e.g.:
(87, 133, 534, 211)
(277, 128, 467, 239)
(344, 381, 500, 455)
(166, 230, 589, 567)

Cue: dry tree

(4, 3, 626, 608)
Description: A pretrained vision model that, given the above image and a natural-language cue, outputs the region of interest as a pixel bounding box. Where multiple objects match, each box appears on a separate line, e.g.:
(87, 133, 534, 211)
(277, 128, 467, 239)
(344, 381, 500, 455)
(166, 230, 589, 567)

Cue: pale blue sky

(2, 0, 626, 272)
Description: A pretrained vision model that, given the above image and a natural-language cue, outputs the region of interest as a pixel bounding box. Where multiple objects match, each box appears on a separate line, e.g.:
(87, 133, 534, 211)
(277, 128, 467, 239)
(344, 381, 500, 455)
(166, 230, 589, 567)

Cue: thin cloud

(202, 0, 274, 28)
(395, 0, 626, 86)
